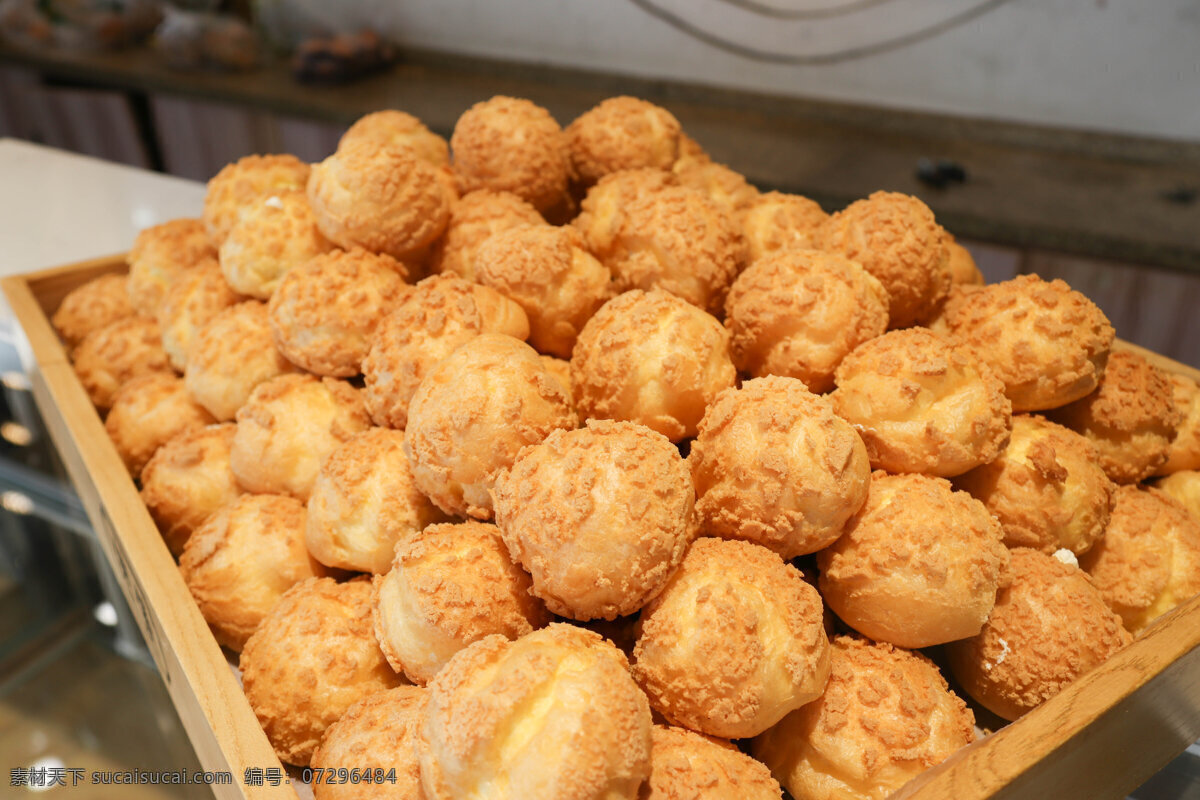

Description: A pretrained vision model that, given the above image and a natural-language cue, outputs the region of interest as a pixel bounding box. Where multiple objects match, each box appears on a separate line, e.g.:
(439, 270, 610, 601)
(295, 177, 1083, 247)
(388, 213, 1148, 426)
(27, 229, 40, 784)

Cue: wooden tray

(6, 254, 1200, 800)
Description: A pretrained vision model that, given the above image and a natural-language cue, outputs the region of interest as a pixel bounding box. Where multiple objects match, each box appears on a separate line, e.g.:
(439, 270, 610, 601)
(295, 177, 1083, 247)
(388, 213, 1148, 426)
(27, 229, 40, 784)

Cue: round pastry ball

(1080, 485, 1200, 634)
(1157, 470, 1200, 520)
(690, 377, 870, 558)
(946, 548, 1131, 721)
(833, 327, 1012, 477)
(417, 624, 652, 800)
(240, 577, 404, 766)
(157, 260, 242, 373)
(52, 273, 134, 352)
(338, 109, 450, 168)
(605, 186, 743, 315)
(942, 274, 1115, 411)
(1156, 373, 1200, 475)
(218, 190, 335, 299)
(571, 289, 736, 442)
(203, 153, 311, 246)
(820, 191, 950, 329)
(361, 275, 530, 430)
(185, 300, 300, 421)
(404, 334, 577, 519)
(72, 316, 172, 411)
(428, 189, 546, 281)
(306, 428, 447, 574)
(450, 95, 570, 214)
(954, 414, 1115, 555)
(740, 191, 828, 265)
(573, 168, 677, 262)
(474, 224, 613, 358)
(493, 419, 697, 620)
(566, 96, 682, 187)
(373, 520, 550, 684)
(1048, 349, 1182, 484)
(105, 373, 215, 477)
(645, 725, 782, 800)
(231, 374, 370, 502)
(140, 423, 242, 557)
(632, 537, 830, 739)
(724, 249, 888, 392)
(818, 471, 1010, 649)
(752, 636, 976, 800)
(671, 158, 759, 220)
(179, 493, 330, 651)
(310, 685, 428, 800)
(308, 140, 452, 262)
(539, 355, 573, 400)
(268, 249, 410, 377)
(945, 237, 984, 285)
(127, 218, 216, 315)
(924, 281, 986, 336)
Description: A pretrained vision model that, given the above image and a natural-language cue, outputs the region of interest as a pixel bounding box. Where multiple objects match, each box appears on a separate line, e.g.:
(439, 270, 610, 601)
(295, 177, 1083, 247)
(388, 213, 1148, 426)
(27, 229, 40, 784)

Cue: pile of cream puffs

(51, 94, 1200, 800)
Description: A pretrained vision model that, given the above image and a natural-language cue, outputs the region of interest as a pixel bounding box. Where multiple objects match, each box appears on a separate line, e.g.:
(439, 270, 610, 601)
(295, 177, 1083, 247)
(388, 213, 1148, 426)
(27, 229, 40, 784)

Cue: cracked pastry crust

(127, 218, 217, 315)
(832, 327, 1013, 477)
(428, 189, 546, 281)
(417, 623, 652, 800)
(338, 109, 450, 169)
(1156, 469, 1200, 521)
(52, 273, 134, 352)
(566, 96, 682, 187)
(632, 537, 830, 739)
(158, 261, 241, 373)
(493, 419, 697, 621)
(372, 520, 550, 684)
(73, 315, 172, 411)
(644, 724, 782, 800)
(1156, 372, 1200, 475)
(573, 168, 677, 263)
(218, 189, 335, 300)
(740, 191, 828, 265)
(671, 158, 759, 221)
(203, 154, 311, 246)
(947, 548, 1131, 721)
(752, 636, 976, 800)
(105, 372, 215, 477)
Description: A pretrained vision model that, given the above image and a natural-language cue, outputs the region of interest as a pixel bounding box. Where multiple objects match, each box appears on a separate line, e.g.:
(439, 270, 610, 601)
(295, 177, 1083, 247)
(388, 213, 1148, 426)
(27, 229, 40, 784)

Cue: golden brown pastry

(267, 248, 410, 377)
(832, 327, 1012, 477)
(373, 520, 550, 683)
(338, 109, 450, 168)
(72, 315, 172, 411)
(924, 281, 986, 336)
(51, 273, 134, 352)
(570, 289, 736, 442)
(184, 300, 300, 421)
(310, 685, 429, 800)
(1157, 470, 1200, 520)
(603, 185, 743, 315)
(819, 191, 950, 329)
(689, 377, 870, 558)
(404, 334, 576, 519)
(417, 624, 652, 800)
(539, 354, 573, 401)
(179, 493, 330, 651)
(632, 537, 830, 739)
(140, 423, 242, 557)
(308, 140, 452, 262)
(474, 223, 613, 358)
(941, 274, 1115, 411)
(231, 374, 370, 502)
(946, 548, 1131, 721)
(566, 96, 682, 187)
(450, 95, 571, 214)
(954, 414, 1115, 555)
(306, 428, 447, 574)
(1048, 349, 1182, 484)
(127, 218, 216, 314)
(644, 725, 782, 800)
(753, 636, 976, 800)
(1156, 372, 1200, 475)
(817, 471, 1010, 648)
(428, 189, 546, 281)
(671, 158, 759, 220)
(218, 190, 335, 299)
(944, 237, 985, 285)
(157, 260, 242, 373)
(493, 419, 697, 620)
(572, 168, 676, 262)
(1080, 485, 1200, 634)
(740, 191, 828, 265)
(240, 577, 403, 766)
(361, 275, 530, 430)
(203, 154, 311, 246)
(724, 249, 888, 392)
(105, 373, 215, 477)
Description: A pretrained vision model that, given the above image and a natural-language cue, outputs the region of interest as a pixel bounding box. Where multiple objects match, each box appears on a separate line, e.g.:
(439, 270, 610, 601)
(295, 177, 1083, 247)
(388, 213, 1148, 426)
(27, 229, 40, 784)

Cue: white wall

(365, 0, 1199, 142)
